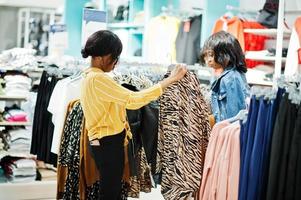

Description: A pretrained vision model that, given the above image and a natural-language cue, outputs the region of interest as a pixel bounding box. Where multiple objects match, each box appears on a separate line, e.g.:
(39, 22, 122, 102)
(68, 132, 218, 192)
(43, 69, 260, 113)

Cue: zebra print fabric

(157, 71, 211, 200)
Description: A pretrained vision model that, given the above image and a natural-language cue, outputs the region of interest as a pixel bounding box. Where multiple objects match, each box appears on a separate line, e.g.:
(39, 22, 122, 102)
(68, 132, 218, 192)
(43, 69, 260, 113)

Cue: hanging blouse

(156, 71, 211, 200)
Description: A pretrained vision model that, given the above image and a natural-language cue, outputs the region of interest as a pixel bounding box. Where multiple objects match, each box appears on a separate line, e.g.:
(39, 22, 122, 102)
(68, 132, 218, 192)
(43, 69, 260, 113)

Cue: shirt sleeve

(92, 73, 163, 110)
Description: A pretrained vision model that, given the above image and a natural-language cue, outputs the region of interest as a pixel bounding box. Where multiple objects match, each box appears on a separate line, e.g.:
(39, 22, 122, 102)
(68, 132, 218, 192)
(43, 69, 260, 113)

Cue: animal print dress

(157, 71, 211, 200)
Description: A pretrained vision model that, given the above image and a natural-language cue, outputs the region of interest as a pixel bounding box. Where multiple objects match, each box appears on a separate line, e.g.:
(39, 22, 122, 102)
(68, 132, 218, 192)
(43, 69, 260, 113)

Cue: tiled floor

(128, 186, 165, 200)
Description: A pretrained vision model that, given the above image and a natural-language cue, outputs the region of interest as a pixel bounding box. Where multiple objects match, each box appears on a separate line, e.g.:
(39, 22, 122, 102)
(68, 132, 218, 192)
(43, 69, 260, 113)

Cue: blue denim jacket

(211, 67, 249, 122)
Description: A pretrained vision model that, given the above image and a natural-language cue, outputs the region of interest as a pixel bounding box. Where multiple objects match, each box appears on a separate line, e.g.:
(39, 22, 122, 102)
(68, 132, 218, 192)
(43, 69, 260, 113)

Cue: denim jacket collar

(211, 66, 235, 93)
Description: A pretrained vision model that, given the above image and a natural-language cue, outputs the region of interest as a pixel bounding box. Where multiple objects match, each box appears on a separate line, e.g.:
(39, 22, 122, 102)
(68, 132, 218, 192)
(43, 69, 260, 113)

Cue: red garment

(294, 17, 301, 64)
(6, 115, 27, 122)
(213, 16, 245, 51)
(243, 21, 267, 68)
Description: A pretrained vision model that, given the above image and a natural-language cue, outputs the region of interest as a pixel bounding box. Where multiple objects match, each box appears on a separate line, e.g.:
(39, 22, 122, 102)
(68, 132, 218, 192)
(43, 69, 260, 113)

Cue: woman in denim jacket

(200, 31, 249, 122)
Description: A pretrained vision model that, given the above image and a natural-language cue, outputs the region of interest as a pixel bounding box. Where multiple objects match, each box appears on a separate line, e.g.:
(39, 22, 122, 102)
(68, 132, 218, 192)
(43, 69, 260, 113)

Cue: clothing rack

(116, 60, 212, 84)
(117, 60, 204, 71)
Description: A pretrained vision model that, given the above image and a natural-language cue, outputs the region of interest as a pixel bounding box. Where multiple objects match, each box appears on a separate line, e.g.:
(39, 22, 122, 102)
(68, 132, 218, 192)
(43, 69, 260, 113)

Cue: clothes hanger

(224, 11, 234, 19)
(228, 109, 248, 123)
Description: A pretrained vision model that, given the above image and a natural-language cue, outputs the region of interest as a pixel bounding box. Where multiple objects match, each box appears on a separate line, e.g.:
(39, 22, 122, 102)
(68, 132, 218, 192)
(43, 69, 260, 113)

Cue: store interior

(0, 0, 300, 199)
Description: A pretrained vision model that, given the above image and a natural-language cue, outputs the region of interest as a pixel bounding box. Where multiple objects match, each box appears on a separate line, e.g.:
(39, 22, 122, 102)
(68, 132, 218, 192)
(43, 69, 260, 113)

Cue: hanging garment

(127, 148, 152, 198)
(122, 83, 159, 176)
(258, 88, 284, 200)
(213, 16, 245, 51)
(239, 96, 260, 200)
(122, 83, 158, 198)
(157, 71, 211, 200)
(57, 101, 83, 200)
(47, 77, 82, 154)
(199, 120, 241, 200)
(79, 118, 101, 200)
(57, 101, 132, 200)
(31, 71, 58, 166)
(295, 17, 301, 64)
(284, 26, 301, 77)
(294, 107, 301, 200)
(247, 98, 269, 200)
(285, 105, 301, 200)
(144, 15, 180, 63)
(238, 89, 285, 200)
(266, 94, 299, 200)
(176, 15, 202, 64)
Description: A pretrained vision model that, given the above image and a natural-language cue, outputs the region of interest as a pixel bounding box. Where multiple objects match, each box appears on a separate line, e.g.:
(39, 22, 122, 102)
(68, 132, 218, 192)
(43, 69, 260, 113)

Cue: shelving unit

(242, 0, 288, 87)
(103, 0, 181, 60)
(0, 151, 35, 160)
(245, 51, 287, 62)
(0, 87, 42, 198)
(0, 121, 31, 126)
(0, 94, 30, 127)
(243, 28, 291, 36)
(0, 95, 27, 101)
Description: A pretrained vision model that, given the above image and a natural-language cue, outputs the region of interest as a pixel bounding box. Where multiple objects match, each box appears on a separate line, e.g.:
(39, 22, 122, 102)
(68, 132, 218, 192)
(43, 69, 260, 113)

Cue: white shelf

(0, 95, 27, 101)
(0, 122, 31, 126)
(0, 151, 35, 160)
(245, 51, 286, 62)
(285, 10, 301, 14)
(0, 180, 56, 200)
(244, 28, 291, 36)
(247, 79, 273, 87)
(107, 23, 144, 29)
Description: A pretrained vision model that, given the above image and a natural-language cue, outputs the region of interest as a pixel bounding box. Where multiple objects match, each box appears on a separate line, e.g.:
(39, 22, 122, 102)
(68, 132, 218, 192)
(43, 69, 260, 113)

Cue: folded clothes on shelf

(2, 105, 28, 122)
(0, 157, 36, 183)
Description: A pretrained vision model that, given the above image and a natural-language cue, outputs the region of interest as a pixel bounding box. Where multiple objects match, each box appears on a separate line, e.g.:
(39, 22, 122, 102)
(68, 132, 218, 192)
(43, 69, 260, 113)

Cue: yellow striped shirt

(80, 67, 163, 142)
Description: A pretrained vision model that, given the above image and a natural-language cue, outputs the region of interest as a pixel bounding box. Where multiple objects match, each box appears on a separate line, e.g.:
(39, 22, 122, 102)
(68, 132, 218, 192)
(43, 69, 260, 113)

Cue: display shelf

(285, 10, 301, 14)
(0, 151, 35, 160)
(0, 122, 31, 126)
(0, 95, 27, 101)
(0, 68, 44, 73)
(245, 51, 286, 62)
(247, 79, 273, 87)
(243, 28, 291, 36)
(0, 180, 56, 200)
(107, 23, 144, 29)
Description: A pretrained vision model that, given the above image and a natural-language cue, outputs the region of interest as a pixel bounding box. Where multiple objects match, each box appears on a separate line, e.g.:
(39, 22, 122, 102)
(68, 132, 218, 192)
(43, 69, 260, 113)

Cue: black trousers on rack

(89, 131, 125, 200)
(266, 94, 299, 200)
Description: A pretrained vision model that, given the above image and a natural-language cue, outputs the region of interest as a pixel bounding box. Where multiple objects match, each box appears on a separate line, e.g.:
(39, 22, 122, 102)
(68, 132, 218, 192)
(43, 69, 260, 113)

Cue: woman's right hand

(169, 64, 187, 82)
(159, 64, 188, 91)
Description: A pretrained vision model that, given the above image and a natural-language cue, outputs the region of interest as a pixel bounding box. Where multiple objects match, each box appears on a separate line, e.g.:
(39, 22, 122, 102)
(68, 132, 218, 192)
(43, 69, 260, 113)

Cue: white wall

(239, 0, 265, 10)
(0, 6, 18, 51)
(179, 0, 205, 10)
(0, 0, 64, 8)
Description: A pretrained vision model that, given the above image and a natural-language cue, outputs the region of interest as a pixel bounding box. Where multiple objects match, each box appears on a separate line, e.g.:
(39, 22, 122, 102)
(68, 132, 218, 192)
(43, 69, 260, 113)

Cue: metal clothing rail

(117, 60, 204, 71)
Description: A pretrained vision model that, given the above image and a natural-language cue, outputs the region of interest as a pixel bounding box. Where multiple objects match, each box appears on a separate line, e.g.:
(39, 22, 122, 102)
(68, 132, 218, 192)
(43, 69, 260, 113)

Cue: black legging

(89, 131, 125, 200)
